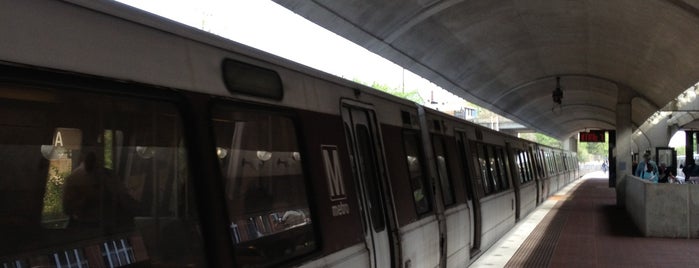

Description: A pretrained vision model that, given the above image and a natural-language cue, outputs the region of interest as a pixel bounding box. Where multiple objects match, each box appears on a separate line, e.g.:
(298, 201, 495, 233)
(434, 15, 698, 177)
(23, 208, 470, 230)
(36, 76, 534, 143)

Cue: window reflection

(212, 108, 316, 267)
(0, 86, 205, 267)
(432, 136, 455, 206)
(402, 131, 431, 215)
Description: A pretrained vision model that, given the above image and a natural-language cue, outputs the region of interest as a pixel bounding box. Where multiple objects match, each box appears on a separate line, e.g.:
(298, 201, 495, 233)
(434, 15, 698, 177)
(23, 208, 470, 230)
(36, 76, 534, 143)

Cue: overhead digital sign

(579, 130, 605, 142)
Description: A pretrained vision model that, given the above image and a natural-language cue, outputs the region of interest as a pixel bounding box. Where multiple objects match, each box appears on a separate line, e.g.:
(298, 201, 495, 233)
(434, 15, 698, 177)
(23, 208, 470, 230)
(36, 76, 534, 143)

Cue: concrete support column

(615, 109, 633, 176)
(562, 137, 577, 152)
(615, 86, 633, 207)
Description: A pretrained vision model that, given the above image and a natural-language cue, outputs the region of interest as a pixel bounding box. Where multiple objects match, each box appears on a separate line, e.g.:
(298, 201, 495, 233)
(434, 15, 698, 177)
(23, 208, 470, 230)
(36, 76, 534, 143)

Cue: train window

(476, 143, 493, 195)
(0, 85, 206, 267)
(570, 156, 575, 171)
(496, 147, 510, 190)
(402, 130, 431, 215)
(522, 151, 534, 182)
(456, 132, 474, 201)
(541, 150, 547, 176)
(555, 153, 562, 173)
(549, 152, 555, 174)
(525, 151, 533, 183)
(542, 151, 548, 175)
(486, 146, 501, 192)
(539, 152, 544, 174)
(515, 151, 525, 183)
(524, 151, 533, 183)
(530, 152, 537, 178)
(530, 152, 537, 177)
(546, 151, 555, 174)
(211, 107, 316, 266)
(536, 150, 545, 178)
(524, 152, 533, 182)
(344, 122, 369, 234)
(432, 136, 455, 206)
(559, 153, 564, 172)
(355, 124, 387, 232)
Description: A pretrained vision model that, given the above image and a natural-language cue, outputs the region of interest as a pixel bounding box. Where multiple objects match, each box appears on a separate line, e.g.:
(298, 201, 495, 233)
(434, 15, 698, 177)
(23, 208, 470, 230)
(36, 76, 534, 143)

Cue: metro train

(0, 1, 579, 267)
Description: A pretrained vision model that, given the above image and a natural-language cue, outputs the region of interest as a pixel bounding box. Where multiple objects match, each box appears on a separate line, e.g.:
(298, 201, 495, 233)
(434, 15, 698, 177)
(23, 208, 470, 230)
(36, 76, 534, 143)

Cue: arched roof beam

(526, 104, 616, 122)
(555, 117, 616, 129)
(491, 73, 631, 104)
(664, 0, 699, 20)
(384, 0, 465, 43)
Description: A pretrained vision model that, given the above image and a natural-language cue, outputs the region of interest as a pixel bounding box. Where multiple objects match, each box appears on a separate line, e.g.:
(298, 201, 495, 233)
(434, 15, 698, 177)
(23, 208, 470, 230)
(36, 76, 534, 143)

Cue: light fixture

(136, 146, 155, 159)
(41, 145, 54, 160)
(552, 76, 563, 105)
(256, 150, 272, 161)
(291, 152, 301, 161)
(216, 147, 228, 159)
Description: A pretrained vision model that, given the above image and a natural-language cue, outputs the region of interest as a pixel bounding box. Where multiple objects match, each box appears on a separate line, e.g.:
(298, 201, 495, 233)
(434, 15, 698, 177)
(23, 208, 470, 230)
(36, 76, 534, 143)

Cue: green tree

(534, 133, 561, 148)
(577, 132, 609, 162)
(519, 133, 562, 148)
(42, 166, 70, 226)
(353, 79, 424, 104)
(676, 146, 686, 156)
(578, 145, 590, 162)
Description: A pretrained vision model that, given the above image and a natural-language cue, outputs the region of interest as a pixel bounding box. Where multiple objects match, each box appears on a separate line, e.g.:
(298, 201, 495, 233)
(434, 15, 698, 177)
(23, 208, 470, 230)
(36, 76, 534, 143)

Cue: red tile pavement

(507, 177, 699, 268)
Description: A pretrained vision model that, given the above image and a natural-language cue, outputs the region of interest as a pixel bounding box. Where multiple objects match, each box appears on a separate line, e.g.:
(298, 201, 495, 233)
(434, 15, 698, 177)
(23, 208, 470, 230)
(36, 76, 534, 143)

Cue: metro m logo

(322, 145, 347, 201)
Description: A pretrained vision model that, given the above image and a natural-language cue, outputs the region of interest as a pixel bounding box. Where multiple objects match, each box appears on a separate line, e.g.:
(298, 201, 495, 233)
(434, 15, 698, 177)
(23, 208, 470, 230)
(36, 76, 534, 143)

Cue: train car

(0, 1, 580, 267)
(508, 140, 540, 221)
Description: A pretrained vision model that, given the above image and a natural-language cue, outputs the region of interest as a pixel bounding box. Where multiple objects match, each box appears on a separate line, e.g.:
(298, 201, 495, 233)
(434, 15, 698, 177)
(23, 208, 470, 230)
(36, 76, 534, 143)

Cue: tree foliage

(42, 165, 69, 221)
(676, 146, 686, 156)
(519, 133, 562, 148)
(534, 133, 561, 148)
(353, 79, 424, 104)
(577, 132, 609, 162)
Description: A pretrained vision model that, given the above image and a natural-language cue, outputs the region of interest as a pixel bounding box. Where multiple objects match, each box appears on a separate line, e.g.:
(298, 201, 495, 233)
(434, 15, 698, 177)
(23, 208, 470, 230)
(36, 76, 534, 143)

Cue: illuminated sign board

(579, 130, 605, 142)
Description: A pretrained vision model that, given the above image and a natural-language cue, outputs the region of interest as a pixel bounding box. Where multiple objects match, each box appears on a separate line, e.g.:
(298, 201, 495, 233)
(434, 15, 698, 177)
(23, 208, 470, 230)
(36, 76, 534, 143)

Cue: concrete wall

(624, 175, 699, 238)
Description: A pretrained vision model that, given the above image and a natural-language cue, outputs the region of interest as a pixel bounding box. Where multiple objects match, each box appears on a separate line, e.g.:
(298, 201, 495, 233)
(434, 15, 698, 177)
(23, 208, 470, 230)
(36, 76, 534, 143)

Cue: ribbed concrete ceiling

(273, 0, 699, 140)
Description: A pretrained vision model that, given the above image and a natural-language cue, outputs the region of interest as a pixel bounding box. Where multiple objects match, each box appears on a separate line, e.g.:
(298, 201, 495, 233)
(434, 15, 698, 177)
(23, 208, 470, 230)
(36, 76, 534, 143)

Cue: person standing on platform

(634, 152, 658, 179)
(685, 159, 699, 184)
(658, 163, 676, 183)
(602, 160, 608, 174)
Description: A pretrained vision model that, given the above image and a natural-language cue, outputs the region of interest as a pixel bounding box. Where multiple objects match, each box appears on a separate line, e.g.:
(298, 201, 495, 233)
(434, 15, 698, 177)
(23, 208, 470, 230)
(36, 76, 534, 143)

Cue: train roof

(2, 0, 571, 153)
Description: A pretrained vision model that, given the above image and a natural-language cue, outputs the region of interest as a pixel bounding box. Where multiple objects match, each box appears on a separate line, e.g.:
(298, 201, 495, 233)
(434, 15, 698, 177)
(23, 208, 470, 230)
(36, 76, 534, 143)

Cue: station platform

(471, 171, 699, 268)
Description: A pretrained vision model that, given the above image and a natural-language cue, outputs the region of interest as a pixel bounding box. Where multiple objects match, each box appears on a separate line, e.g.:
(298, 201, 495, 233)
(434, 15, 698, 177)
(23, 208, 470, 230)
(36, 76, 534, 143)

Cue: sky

(669, 131, 685, 147)
(115, 0, 466, 111)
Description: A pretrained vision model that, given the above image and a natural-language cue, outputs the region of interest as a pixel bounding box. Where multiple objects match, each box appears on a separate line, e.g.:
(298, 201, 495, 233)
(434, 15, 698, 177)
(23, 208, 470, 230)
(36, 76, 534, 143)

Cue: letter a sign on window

(322, 145, 347, 201)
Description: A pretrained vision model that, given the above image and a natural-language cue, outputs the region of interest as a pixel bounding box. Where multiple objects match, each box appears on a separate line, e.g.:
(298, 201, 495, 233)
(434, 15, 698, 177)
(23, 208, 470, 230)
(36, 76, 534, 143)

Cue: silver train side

(0, 1, 580, 267)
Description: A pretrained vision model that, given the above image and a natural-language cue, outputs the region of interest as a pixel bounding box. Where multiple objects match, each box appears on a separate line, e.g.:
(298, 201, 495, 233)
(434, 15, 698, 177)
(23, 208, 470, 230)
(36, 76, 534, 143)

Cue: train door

(455, 131, 481, 256)
(534, 147, 543, 205)
(341, 103, 392, 268)
(507, 144, 522, 222)
(540, 150, 550, 204)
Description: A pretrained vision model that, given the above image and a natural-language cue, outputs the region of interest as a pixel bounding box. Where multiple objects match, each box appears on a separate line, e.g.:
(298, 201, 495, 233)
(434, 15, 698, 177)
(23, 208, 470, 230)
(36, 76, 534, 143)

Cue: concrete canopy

(273, 0, 699, 140)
